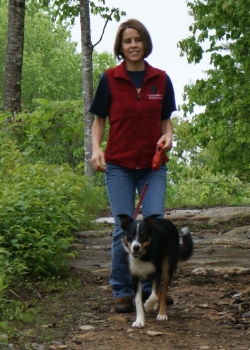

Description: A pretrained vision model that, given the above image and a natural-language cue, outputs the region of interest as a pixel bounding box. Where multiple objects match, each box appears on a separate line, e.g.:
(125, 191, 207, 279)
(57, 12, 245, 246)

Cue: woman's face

(120, 27, 145, 65)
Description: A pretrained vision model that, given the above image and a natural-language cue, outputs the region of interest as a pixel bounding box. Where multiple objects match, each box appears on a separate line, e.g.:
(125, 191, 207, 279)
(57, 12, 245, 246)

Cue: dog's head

(117, 214, 159, 259)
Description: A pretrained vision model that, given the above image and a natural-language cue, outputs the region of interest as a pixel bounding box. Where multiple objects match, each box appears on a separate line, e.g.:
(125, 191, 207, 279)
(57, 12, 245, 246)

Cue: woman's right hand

(91, 116, 106, 172)
(91, 148, 106, 172)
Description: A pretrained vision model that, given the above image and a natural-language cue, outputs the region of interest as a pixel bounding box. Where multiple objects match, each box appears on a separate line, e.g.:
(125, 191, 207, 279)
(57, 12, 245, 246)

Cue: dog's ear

(144, 214, 160, 227)
(117, 214, 133, 230)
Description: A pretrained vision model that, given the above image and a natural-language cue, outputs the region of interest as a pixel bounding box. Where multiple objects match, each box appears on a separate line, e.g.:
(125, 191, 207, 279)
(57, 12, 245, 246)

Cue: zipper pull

(136, 88, 141, 100)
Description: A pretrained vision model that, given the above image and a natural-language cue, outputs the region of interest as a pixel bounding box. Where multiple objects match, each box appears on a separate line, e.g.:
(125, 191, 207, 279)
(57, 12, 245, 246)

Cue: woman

(90, 19, 176, 313)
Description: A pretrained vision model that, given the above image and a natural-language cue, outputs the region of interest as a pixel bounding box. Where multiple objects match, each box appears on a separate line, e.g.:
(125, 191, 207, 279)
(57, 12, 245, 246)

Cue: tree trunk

(4, 0, 25, 118)
(79, 0, 95, 177)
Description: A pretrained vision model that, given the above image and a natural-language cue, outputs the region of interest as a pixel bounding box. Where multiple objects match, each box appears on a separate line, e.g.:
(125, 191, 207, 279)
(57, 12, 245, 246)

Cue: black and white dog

(118, 214, 193, 328)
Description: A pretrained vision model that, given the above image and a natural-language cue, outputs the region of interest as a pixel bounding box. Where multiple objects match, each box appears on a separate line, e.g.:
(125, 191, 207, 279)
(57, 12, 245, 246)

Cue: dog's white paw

(157, 314, 168, 321)
(132, 319, 145, 328)
(144, 299, 155, 312)
(144, 295, 158, 312)
(153, 302, 159, 311)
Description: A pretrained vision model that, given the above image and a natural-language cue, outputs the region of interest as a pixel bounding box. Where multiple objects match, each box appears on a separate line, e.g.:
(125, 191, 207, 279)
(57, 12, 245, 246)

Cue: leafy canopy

(178, 0, 250, 180)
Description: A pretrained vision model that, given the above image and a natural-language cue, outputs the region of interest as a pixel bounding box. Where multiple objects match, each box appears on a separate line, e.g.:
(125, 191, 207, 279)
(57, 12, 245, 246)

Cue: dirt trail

(70, 206, 250, 274)
(62, 207, 250, 350)
(11, 207, 250, 350)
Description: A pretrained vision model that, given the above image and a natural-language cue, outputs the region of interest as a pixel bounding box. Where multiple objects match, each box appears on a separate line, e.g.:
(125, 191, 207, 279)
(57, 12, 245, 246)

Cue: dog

(117, 214, 193, 328)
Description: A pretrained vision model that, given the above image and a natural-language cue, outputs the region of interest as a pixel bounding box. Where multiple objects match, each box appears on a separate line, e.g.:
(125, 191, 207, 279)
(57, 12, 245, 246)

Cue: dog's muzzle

(131, 243, 141, 258)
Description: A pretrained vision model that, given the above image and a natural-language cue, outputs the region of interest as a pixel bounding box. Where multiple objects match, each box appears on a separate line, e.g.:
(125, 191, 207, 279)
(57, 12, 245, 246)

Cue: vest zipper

(136, 87, 142, 168)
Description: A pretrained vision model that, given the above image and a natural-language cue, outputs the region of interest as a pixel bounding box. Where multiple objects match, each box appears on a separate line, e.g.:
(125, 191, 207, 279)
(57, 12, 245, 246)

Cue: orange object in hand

(152, 142, 169, 171)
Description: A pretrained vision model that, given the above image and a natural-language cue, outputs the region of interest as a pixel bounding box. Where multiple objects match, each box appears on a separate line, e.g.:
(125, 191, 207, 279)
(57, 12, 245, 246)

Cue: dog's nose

(133, 244, 140, 252)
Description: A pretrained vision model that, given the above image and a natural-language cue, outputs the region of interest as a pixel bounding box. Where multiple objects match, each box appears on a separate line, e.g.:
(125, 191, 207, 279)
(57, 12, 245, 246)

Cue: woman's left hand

(157, 133, 172, 151)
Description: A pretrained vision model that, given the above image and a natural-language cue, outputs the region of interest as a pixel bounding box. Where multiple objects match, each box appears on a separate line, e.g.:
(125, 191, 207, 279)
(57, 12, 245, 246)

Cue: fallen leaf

(147, 331, 163, 336)
(41, 323, 56, 328)
(198, 304, 210, 308)
(79, 325, 95, 331)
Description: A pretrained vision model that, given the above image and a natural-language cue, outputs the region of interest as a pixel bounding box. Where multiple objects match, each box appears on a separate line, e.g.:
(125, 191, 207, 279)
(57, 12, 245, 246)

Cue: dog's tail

(178, 227, 193, 262)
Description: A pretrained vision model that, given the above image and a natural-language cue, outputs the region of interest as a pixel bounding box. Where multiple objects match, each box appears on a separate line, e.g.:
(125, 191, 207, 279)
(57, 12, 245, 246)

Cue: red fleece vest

(105, 61, 168, 169)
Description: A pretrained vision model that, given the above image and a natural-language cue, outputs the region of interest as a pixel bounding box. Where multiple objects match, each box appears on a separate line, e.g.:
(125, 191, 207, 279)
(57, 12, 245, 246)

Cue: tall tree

(4, 0, 25, 117)
(178, 0, 250, 180)
(0, 0, 8, 111)
(79, 0, 93, 176)
(42, 0, 124, 176)
(79, 0, 123, 176)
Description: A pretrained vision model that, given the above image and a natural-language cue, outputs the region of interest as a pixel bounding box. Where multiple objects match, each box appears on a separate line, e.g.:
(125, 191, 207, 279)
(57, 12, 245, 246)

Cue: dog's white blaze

(130, 223, 141, 252)
(129, 256, 155, 280)
(136, 222, 140, 235)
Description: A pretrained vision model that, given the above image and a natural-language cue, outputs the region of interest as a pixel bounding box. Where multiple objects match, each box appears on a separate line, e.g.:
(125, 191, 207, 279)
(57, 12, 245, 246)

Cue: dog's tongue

(133, 252, 141, 259)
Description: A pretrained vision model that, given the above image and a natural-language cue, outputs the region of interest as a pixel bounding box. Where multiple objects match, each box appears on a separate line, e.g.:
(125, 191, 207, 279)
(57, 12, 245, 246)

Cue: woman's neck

(125, 60, 146, 72)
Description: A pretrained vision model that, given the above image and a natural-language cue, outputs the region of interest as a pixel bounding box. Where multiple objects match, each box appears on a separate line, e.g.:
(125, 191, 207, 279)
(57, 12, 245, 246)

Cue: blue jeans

(105, 163, 167, 299)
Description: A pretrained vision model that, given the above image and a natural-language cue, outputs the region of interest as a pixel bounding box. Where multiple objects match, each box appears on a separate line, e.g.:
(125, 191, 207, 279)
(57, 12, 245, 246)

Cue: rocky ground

(4, 206, 250, 350)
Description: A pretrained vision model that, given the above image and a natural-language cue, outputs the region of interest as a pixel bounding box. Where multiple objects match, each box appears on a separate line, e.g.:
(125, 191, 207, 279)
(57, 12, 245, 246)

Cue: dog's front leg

(144, 280, 159, 312)
(132, 276, 145, 328)
(157, 260, 169, 321)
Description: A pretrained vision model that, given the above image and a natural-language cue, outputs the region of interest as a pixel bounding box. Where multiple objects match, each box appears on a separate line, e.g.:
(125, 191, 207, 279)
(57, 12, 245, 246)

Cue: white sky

(71, 0, 210, 114)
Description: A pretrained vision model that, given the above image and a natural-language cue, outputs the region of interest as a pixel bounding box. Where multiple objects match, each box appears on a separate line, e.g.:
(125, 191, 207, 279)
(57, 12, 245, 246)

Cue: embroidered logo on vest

(148, 94, 163, 100)
(148, 85, 163, 99)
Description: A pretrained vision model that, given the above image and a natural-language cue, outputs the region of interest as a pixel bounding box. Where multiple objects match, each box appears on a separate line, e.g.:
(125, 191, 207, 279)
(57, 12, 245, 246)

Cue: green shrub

(0, 237, 27, 298)
(2, 99, 84, 172)
(167, 166, 250, 208)
(0, 132, 108, 276)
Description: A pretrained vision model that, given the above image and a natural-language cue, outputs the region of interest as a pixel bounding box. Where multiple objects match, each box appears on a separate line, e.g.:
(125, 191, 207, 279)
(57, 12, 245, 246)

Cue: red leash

(133, 182, 149, 219)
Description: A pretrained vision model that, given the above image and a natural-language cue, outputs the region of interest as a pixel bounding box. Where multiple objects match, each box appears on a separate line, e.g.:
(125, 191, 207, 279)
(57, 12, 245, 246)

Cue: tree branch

(93, 8, 117, 49)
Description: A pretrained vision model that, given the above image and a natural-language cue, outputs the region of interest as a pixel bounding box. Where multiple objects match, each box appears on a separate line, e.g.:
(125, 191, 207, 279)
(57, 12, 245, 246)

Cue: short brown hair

(114, 19, 153, 60)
